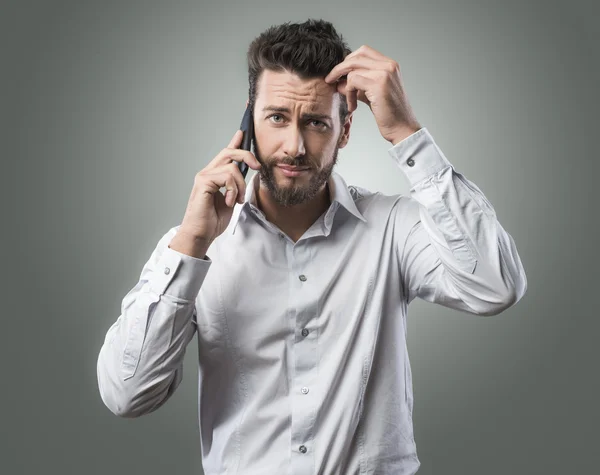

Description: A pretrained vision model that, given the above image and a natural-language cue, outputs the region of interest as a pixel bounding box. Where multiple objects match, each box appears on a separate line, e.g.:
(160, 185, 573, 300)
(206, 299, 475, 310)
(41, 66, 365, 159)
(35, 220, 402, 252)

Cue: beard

(253, 142, 340, 207)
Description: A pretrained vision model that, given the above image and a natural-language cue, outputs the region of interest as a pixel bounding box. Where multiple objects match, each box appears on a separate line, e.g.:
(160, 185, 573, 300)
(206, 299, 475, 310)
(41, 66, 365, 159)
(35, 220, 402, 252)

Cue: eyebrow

(261, 106, 332, 122)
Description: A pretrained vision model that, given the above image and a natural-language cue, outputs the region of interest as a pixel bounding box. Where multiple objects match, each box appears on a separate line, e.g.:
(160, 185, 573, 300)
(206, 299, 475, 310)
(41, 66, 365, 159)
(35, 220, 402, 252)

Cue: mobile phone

(238, 103, 255, 179)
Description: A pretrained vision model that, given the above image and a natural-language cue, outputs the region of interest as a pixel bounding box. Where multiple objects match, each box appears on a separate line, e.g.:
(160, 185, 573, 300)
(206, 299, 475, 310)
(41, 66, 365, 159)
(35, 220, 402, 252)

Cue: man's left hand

(324, 45, 422, 145)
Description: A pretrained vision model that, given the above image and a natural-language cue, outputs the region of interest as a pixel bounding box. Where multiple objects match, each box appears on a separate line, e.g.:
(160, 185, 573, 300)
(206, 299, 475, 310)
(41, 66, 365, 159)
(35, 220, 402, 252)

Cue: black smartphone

(238, 103, 255, 179)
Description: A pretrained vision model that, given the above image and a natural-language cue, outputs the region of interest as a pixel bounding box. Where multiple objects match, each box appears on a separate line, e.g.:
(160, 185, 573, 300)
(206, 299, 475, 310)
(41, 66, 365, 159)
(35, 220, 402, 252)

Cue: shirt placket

(286, 239, 318, 475)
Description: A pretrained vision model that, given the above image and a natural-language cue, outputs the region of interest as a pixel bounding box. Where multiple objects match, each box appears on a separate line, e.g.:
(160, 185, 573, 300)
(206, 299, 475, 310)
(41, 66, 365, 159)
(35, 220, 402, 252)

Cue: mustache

(260, 156, 313, 168)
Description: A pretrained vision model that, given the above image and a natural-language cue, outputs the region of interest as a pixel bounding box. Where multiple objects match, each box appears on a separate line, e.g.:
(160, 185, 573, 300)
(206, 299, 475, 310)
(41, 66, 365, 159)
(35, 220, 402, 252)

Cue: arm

(96, 225, 212, 417)
(389, 128, 527, 316)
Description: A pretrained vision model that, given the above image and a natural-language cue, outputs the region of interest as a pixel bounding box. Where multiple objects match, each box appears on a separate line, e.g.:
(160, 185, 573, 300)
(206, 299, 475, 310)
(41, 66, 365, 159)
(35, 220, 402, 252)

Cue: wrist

(169, 230, 212, 260)
(389, 123, 422, 146)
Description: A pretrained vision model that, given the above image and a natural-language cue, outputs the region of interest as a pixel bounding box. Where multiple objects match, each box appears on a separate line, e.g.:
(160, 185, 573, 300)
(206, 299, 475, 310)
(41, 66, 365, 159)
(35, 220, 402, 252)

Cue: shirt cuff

(387, 127, 452, 187)
(148, 246, 212, 301)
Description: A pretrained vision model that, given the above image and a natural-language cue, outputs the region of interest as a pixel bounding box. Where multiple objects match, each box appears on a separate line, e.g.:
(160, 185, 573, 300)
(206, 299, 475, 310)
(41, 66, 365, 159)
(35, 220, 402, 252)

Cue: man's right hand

(172, 129, 262, 255)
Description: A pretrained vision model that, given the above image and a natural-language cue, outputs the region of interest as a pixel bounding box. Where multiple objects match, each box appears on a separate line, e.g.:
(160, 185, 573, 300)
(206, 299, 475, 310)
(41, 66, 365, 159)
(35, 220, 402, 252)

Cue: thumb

(228, 130, 243, 149)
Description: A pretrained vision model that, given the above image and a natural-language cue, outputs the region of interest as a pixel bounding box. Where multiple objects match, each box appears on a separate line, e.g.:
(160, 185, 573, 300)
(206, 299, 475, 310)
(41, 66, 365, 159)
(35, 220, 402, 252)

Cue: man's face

(251, 69, 352, 207)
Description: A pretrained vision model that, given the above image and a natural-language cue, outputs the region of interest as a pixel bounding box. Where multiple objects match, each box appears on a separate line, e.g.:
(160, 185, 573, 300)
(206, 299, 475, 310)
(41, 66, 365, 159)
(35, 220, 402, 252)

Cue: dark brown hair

(247, 19, 352, 124)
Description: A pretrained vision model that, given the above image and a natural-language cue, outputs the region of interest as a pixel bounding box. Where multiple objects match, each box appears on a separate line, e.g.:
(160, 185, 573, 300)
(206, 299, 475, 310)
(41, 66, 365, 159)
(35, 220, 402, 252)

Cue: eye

(310, 120, 326, 128)
(267, 114, 328, 129)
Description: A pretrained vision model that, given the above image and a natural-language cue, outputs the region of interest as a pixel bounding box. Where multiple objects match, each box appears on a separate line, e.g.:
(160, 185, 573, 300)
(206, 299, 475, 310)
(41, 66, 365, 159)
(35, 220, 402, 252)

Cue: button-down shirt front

(97, 127, 527, 475)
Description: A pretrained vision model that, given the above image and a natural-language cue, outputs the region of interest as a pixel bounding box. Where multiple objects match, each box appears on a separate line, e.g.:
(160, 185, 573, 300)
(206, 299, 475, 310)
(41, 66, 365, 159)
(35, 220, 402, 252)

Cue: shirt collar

(230, 170, 367, 235)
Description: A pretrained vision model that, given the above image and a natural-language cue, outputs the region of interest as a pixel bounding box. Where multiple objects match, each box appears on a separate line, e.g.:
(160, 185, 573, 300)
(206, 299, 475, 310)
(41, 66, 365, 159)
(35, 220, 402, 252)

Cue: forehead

(256, 69, 338, 111)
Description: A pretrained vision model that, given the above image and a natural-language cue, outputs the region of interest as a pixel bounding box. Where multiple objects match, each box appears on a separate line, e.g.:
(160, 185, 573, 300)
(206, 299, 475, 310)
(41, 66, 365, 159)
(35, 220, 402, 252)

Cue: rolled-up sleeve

(97, 225, 212, 417)
(389, 127, 527, 316)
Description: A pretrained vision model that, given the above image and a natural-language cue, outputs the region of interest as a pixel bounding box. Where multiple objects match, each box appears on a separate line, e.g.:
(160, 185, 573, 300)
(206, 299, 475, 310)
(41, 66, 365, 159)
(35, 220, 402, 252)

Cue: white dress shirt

(97, 127, 527, 475)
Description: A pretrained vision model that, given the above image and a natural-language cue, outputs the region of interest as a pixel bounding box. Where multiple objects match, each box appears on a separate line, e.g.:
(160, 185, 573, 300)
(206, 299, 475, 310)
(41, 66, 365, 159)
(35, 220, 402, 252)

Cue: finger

(223, 174, 238, 207)
(345, 45, 388, 62)
(227, 129, 244, 149)
(223, 162, 247, 204)
(342, 71, 373, 113)
(338, 78, 358, 113)
(206, 167, 246, 207)
(219, 175, 237, 208)
(325, 56, 385, 83)
(205, 145, 261, 173)
(214, 149, 261, 171)
(338, 80, 367, 105)
(346, 87, 358, 114)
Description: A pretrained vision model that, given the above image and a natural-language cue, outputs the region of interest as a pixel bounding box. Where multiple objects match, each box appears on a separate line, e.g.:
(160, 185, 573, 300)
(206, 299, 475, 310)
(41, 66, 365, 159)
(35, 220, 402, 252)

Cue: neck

(255, 178, 331, 241)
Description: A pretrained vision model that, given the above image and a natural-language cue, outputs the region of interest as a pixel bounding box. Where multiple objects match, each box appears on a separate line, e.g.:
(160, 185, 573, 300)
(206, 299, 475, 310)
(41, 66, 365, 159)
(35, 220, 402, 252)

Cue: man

(97, 19, 527, 475)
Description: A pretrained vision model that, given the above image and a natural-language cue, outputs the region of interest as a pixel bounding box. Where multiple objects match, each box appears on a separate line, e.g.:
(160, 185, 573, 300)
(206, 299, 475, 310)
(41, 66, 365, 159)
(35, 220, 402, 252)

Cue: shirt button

(406, 157, 415, 167)
(301, 328, 309, 337)
(299, 275, 307, 282)
(299, 445, 307, 454)
(279, 233, 285, 239)
(164, 267, 170, 275)
(301, 387, 309, 394)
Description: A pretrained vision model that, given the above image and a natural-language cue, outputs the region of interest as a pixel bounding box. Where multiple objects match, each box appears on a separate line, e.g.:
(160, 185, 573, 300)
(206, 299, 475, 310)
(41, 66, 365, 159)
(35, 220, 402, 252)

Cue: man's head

(246, 19, 353, 207)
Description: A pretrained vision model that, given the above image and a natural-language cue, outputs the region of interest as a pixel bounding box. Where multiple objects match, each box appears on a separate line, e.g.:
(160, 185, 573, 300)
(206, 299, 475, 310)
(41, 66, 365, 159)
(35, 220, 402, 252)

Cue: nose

(282, 125, 306, 159)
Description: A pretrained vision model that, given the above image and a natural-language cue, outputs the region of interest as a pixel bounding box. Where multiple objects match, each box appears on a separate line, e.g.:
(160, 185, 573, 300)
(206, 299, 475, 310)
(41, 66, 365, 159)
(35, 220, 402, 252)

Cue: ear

(246, 99, 249, 108)
(337, 112, 353, 149)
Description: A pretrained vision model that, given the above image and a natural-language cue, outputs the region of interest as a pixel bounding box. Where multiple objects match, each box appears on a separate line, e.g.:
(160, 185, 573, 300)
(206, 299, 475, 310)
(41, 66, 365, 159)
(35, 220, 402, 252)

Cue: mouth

(276, 165, 311, 177)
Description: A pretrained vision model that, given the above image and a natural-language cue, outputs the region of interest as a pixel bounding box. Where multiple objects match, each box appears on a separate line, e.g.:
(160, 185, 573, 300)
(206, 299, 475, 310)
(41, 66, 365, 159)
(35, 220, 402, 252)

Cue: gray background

(2, 0, 598, 473)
